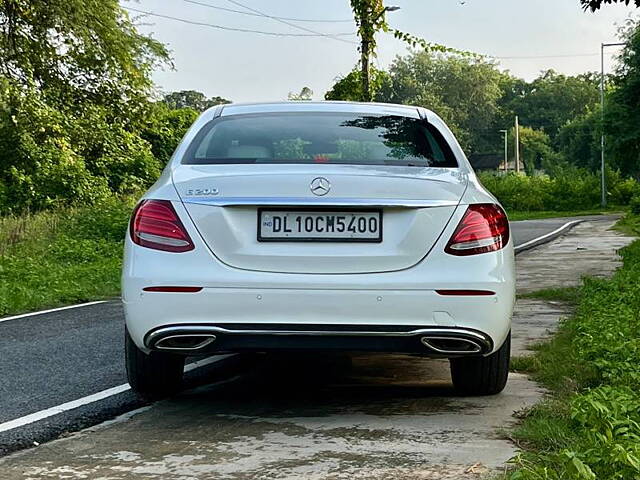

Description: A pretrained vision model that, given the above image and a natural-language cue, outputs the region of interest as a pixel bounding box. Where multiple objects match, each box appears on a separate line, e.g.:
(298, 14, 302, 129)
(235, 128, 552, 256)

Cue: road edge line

(0, 355, 233, 434)
(514, 220, 583, 255)
(0, 301, 109, 324)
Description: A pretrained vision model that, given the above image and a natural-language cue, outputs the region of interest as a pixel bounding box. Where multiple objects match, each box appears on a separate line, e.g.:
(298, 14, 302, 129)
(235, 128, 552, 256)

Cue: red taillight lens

(445, 204, 509, 256)
(130, 200, 194, 253)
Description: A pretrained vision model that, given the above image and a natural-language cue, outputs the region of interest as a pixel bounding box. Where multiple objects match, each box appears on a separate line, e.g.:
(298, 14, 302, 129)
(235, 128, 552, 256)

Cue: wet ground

(0, 218, 633, 479)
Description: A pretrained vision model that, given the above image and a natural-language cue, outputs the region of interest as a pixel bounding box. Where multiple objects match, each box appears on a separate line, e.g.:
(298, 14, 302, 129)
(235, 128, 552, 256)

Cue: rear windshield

(182, 112, 458, 168)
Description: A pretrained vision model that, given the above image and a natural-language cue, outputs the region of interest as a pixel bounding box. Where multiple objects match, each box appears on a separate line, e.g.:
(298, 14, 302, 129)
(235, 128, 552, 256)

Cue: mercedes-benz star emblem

(310, 177, 331, 196)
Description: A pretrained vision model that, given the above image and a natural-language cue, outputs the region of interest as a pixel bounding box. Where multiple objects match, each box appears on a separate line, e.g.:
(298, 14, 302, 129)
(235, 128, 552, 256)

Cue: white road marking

(0, 301, 108, 324)
(514, 220, 582, 253)
(0, 355, 231, 434)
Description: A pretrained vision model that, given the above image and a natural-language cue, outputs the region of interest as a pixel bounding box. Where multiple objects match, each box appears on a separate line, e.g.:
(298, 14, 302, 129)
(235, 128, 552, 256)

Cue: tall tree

(499, 70, 600, 143)
(603, 19, 640, 176)
(373, 51, 508, 153)
(0, 0, 169, 113)
(0, 1, 171, 211)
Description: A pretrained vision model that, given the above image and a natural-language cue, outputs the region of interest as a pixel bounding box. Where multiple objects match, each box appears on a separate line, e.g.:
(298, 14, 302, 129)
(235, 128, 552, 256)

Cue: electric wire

(183, 0, 353, 23)
(223, 0, 357, 44)
(124, 6, 357, 38)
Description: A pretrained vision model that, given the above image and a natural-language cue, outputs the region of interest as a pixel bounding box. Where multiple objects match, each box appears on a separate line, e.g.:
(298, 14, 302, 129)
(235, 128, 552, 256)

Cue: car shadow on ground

(177, 352, 461, 419)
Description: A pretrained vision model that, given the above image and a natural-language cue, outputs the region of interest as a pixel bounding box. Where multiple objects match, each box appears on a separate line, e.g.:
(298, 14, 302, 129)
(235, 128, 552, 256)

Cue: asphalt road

(510, 215, 611, 247)
(0, 217, 595, 456)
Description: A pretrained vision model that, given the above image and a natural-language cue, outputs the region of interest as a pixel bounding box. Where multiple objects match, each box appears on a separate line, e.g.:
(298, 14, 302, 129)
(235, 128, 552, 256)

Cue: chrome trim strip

(181, 197, 458, 208)
(147, 326, 491, 349)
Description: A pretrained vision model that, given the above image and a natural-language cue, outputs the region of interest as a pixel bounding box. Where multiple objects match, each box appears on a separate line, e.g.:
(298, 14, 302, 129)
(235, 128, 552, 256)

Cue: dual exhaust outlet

(150, 328, 487, 355)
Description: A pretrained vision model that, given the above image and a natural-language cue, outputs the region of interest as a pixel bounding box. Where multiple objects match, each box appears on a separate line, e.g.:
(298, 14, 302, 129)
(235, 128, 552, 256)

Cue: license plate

(258, 209, 382, 242)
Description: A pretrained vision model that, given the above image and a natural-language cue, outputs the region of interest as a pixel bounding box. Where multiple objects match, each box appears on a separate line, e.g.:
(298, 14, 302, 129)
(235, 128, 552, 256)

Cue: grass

(613, 212, 640, 236)
(0, 197, 134, 316)
(503, 214, 640, 479)
(518, 286, 581, 304)
(507, 209, 621, 221)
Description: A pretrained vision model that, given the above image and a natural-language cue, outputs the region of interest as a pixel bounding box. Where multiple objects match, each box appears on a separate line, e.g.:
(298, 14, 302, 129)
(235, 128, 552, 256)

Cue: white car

(122, 101, 515, 399)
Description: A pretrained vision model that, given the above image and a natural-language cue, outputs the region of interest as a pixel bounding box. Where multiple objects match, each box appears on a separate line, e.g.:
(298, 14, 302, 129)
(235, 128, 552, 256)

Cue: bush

(629, 195, 640, 215)
(0, 84, 185, 215)
(478, 169, 638, 212)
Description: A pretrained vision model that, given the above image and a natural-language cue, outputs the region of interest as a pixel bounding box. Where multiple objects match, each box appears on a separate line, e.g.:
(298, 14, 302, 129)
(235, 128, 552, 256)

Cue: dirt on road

(0, 219, 633, 480)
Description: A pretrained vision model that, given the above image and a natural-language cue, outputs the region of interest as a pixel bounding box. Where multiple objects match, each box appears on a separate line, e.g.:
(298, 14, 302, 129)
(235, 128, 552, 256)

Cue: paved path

(0, 217, 633, 478)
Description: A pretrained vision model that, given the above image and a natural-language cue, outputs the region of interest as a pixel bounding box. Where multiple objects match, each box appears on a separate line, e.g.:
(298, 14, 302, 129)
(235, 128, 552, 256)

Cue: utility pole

(499, 129, 508, 172)
(360, 10, 372, 102)
(600, 42, 625, 208)
(514, 116, 520, 174)
(356, 3, 399, 102)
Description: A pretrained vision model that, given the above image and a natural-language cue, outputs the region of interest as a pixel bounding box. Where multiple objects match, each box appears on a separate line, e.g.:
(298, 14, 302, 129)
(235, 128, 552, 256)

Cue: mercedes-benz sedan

(122, 101, 515, 398)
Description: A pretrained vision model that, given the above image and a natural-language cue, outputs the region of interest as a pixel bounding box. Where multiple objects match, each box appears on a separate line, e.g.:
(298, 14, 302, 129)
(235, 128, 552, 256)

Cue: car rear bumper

(124, 286, 513, 356)
(144, 324, 494, 357)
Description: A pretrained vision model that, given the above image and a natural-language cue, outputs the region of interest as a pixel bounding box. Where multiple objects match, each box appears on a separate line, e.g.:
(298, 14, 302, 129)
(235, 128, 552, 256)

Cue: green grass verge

(0, 197, 134, 316)
(507, 209, 621, 221)
(613, 212, 640, 236)
(504, 214, 640, 479)
(518, 286, 582, 304)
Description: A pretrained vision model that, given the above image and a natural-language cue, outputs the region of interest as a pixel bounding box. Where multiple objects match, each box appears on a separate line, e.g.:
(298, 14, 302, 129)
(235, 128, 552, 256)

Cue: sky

(121, 0, 638, 102)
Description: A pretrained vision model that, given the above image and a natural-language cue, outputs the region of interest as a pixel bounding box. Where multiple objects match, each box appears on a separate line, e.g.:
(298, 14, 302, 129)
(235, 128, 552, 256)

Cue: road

(0, 216, 606, 456)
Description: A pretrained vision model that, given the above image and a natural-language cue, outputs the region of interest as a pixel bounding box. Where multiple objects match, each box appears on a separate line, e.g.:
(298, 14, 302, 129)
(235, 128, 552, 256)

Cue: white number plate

(258, 210, 382, 242)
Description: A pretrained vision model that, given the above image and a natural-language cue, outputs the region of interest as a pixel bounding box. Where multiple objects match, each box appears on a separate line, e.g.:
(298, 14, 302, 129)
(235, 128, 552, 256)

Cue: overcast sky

(122, 0, 637, 102)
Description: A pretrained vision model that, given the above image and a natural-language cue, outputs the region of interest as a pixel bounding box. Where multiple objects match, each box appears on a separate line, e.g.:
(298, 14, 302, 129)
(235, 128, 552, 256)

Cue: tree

(602, 18, 640, 176)
(0, 0, 169, 114)
(141, 103, 199, 165)
(581, 0, 640, 10)
(162, 90, 230, 111)
(288, 87, 313, 101)
(513, 126, 559, 174)
(325, 68, 391, 101)
(499, 70, 600, 144)
(556, 110, 601, 171)
(0, 1, 171, 212)
(373, 51, 507, 153)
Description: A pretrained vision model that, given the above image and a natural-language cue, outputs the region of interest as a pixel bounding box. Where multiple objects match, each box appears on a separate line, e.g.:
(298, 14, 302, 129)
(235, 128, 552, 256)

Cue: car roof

(217, 101, 423, 119)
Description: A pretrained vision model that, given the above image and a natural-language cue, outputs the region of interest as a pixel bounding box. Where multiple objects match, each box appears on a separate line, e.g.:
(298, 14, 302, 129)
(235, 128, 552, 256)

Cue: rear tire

(449, 332, 510, 396)
(125, 327, 185, 400)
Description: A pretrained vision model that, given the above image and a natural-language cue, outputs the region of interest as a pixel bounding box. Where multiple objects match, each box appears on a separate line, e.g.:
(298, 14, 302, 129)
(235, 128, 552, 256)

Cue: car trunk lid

(173, 164, 467, 274)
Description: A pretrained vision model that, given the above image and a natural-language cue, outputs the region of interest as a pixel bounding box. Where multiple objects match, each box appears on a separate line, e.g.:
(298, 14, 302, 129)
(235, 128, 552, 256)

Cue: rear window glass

(182, 112, 458, 168)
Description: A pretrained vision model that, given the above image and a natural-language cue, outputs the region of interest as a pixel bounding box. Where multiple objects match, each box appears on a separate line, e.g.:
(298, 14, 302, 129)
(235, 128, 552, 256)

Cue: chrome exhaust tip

(420, 336, 483, 355)
(154, 334, 217, 351)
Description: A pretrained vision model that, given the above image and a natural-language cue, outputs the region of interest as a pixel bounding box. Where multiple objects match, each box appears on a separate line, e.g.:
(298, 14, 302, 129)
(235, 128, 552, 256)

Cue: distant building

(468, 153, 502, 171)
(468, 154, 524, 173)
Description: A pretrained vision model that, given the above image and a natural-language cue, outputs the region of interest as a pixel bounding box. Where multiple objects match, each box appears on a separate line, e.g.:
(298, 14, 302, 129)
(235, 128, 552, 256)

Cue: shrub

(478, 169, 638, 212)
(629, 195, 640, 215)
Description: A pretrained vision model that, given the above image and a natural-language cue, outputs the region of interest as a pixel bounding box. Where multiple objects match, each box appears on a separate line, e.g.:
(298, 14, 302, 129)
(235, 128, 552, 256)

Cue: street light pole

(600, 42, 625, 208)
(499, 129, 508, 172)
(514, 116, 520, 174)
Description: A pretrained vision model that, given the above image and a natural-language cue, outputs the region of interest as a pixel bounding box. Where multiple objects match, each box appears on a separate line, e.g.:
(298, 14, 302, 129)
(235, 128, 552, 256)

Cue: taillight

(445, 204, 509, 256)
(130, 200, 194, 253)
